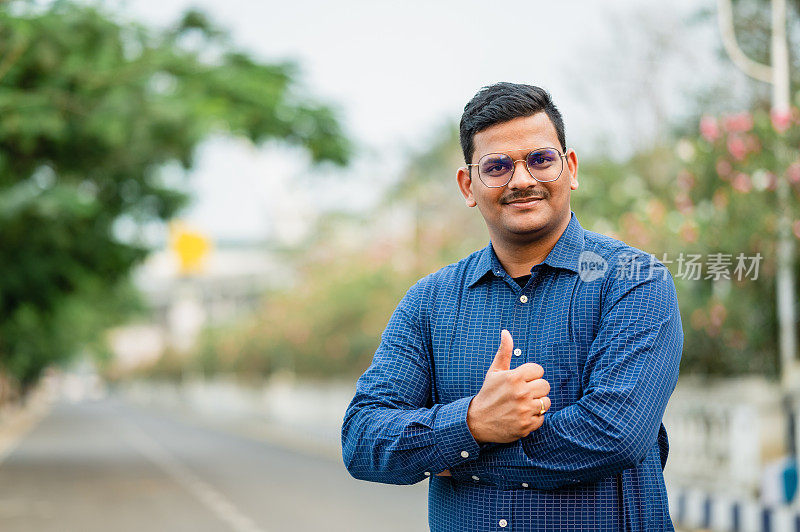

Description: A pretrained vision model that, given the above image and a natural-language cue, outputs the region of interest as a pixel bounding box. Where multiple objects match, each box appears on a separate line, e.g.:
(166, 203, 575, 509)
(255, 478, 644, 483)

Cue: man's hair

(459, 82, 566, 164)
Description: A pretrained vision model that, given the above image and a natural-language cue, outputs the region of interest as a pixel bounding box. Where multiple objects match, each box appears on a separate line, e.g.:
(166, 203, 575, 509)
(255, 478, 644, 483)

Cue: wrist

(466, 397, 487, 444)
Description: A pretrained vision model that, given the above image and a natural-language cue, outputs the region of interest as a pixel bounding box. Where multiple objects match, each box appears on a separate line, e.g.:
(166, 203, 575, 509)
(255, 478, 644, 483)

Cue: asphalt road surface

(0, 397, 429, 532)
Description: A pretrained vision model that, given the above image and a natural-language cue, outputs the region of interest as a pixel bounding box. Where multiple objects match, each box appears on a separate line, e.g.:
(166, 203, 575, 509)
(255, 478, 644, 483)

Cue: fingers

(534, 395, 551, 415)
(522, 400, 550, 435)
(528, 378, 550, 398)
(518, 379, 549, 405)
(487, 329, 514, 372)
(512, 362, 544, 382)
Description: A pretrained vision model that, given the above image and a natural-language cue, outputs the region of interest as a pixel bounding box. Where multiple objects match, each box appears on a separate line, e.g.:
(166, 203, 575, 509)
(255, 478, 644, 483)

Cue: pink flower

(727, 135, 747, 161)
(771, 108, 792, 133)
(732, 172, 752, 193)
(716, 158, 732, 178)
(788, 162, 800, 184)
(675, 192, 693, 214)
(680, 223, 698, 243)
(744, 134, 761, 154)
(709, 303, 727, 328)
(723, 112, 753, 133)
(700, 115, 720, 142)
(766, 171, 778, 190)
(794, 220, 800, 240)
(677, 170, 695, 190)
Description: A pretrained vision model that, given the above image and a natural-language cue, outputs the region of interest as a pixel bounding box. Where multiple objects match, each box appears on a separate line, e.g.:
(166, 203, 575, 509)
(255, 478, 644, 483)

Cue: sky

(115, 0, 715, 244)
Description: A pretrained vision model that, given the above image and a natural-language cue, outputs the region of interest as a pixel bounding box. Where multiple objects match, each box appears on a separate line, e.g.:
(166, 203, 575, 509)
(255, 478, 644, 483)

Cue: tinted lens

(526, 148, 562, 182)
(478, 153, 513, 184)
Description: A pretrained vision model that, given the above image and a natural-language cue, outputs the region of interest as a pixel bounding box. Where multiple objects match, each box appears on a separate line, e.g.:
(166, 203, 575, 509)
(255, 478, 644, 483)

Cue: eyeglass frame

(465, 146, 569, 188)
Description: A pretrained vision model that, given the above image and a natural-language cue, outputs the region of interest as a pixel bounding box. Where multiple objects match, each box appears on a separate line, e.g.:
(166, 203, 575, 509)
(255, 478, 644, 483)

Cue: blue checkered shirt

(341, 211, 683, 531)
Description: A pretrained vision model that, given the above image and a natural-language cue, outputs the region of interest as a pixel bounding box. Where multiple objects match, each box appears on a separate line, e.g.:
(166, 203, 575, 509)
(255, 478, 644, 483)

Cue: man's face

(456, 112, 579, 244)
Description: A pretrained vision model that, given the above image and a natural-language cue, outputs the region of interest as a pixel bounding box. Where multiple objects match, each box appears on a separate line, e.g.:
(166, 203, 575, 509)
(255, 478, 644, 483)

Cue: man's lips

(504, 197, 545, 207)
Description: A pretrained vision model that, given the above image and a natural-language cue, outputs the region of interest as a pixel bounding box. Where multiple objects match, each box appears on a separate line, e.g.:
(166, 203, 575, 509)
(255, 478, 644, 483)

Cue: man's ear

(566, 149, 579, 190)
(457, 167, 477, 207)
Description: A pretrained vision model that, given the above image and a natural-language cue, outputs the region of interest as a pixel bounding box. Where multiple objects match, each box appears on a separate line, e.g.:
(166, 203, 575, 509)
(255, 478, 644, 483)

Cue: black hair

(459, 82, 566, 164)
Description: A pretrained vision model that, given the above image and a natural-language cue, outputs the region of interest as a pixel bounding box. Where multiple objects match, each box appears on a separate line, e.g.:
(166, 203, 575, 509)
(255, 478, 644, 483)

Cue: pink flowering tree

(671, 105, 800, 375)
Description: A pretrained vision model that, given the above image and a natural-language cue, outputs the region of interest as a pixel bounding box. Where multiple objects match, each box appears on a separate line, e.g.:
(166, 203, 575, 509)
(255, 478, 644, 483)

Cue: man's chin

(502, 215, 570, 242)
(502, 214, 551, 236)
(502, 222, 550, 240)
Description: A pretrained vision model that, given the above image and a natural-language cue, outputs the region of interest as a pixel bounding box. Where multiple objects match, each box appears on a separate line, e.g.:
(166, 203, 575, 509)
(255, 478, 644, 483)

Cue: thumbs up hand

(466, 329, 551, 444)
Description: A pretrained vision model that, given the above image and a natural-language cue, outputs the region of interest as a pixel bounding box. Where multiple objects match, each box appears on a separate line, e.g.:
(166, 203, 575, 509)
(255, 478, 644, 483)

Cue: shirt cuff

(432, 395, 482, 470)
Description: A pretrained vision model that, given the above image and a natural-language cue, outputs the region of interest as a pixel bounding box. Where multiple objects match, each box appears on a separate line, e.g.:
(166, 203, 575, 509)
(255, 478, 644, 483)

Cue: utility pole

(718, 0, 798, 500)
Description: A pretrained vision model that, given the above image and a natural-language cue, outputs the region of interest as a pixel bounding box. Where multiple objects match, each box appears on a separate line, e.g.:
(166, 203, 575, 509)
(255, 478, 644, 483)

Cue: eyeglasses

(466, 147, 568, 188)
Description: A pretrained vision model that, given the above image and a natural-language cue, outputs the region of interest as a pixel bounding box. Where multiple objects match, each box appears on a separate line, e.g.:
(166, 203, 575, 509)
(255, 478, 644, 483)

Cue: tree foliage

(674, 108, 800, 376)
(0, 1, 351, 388)
(571, 106, 800, 377)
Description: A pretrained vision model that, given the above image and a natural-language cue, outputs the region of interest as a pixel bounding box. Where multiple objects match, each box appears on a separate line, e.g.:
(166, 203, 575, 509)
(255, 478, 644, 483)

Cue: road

(0, 397, 429, 532)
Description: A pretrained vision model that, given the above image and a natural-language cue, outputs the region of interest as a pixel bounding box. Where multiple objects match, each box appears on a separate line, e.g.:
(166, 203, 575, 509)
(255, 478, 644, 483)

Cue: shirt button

(521, 482, 529, 488)
(499, 519, 508, 528)
(460, 450, 470, 458)
(519, 295, 528, 303)
(471, 475, 480, 481)
(424, 471, 430, 476)
(513, 348, 522, 356)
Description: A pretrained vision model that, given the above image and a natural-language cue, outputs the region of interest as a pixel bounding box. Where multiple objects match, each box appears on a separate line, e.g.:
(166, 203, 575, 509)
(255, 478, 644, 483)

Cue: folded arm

(449, 260, 683, 490)
(341, 280, 485, 485)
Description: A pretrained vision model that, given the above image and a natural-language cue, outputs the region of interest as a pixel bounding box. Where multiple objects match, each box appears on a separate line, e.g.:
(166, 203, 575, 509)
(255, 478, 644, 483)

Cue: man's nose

(507, 159, 537, 189)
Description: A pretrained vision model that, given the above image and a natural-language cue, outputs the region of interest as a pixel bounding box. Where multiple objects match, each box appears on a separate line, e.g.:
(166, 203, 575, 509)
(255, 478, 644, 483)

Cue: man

(341, 82, 683, 531)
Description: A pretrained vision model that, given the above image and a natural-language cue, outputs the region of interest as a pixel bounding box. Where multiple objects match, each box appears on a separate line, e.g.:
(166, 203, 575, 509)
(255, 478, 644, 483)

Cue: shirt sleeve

(341, 278, 483, 485)
(449, 255, 683, 490)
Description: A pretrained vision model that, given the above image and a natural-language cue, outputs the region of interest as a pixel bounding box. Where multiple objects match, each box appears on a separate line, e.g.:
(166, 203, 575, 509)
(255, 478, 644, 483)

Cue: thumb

(488, 329, 513, 372)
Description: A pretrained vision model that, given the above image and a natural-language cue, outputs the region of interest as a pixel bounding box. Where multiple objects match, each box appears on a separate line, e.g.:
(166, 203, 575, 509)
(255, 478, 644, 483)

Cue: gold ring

(539, 398, 546, 415)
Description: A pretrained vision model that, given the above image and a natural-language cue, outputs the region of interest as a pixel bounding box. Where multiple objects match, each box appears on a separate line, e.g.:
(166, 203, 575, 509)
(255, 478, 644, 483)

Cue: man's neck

(491, 214, 571, 278)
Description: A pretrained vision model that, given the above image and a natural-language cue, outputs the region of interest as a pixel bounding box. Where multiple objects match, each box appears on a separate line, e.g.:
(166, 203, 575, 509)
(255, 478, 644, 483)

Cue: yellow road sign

(169, 222, 211, 275)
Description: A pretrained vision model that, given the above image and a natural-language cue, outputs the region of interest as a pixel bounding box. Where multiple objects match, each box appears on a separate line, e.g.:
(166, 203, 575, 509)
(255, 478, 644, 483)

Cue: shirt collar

(467, 211, 584, 288)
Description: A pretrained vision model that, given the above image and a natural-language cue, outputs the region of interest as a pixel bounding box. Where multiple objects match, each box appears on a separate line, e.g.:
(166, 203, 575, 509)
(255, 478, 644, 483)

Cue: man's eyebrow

(479, 145, 557, 157)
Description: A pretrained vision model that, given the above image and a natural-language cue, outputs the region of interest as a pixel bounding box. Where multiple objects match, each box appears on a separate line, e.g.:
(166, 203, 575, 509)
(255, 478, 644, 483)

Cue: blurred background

(0, 0, 799, 530)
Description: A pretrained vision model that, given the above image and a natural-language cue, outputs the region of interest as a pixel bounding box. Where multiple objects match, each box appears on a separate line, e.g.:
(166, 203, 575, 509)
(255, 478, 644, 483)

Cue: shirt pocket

(538, 341, 585, 412)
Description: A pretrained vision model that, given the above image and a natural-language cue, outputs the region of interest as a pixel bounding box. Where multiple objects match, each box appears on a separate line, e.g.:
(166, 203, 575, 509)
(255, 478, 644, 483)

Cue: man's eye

(481, 160, 510, 174)
(529, 155, 555, 167)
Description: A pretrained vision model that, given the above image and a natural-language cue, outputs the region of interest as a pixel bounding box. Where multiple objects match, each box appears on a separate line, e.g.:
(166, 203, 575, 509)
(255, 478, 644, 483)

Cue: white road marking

(118, 419, 266, 532)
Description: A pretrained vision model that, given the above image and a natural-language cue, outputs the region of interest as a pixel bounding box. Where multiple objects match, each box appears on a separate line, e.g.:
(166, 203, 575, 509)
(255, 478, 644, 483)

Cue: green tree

(0, 1, 351, 390)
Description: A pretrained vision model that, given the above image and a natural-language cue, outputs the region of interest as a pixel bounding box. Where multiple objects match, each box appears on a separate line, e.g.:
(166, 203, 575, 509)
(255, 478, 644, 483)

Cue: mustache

(502, 189, 549, 203)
